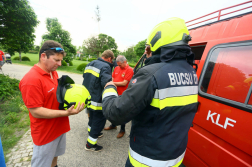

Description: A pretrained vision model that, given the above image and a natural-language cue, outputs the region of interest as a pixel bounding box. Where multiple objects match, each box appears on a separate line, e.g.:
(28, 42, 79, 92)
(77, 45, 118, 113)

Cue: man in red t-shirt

(19, 40, 84, 167)
(0, 50, 6, 70)
(104, 55, 134, 138)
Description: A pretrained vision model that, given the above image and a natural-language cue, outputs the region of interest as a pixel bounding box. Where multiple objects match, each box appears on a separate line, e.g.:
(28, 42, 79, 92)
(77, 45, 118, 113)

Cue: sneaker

(98, 132, 103, 138)
(85, 144, 103, 152)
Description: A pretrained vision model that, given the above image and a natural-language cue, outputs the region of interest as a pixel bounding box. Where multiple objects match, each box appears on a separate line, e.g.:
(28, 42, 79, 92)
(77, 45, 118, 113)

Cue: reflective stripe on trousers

(128, 146, 185, 167)
(151, 86, 198, 109)
(89, 101, 102, 110)
(87, 135, 97, 145)
(87, 125, 91, 132)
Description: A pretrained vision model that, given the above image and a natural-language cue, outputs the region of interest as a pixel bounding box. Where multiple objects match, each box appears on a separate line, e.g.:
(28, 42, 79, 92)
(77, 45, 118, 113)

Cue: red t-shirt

(19, 65, 70, 145)
(112, 64, 134, 95)
(0, 50, 4, 61)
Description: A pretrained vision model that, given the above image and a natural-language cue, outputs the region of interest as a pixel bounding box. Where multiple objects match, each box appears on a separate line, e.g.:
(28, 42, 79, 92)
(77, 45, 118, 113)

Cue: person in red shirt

(104, 55, 134, 138)
(19, 40, 84, 167)
(0, 50, 6, 70)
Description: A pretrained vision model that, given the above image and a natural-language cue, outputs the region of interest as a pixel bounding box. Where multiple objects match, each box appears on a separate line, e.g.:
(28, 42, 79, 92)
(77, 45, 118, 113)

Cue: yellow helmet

(146, 17, 191, 52)
(57, 75, 90, 110)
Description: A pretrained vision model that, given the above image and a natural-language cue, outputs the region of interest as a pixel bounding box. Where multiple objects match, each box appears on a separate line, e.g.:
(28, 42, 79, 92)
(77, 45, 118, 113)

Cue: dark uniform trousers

(87, 109, 106, 147)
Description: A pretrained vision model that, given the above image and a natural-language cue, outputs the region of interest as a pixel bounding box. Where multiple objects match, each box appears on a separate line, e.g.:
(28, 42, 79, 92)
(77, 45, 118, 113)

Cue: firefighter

(83, 50, 114, 152)
(101, 17, 198, 166)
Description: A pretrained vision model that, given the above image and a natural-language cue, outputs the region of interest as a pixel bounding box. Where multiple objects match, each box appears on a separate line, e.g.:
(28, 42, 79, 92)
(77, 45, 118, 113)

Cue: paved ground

(2, 64, 131, 167)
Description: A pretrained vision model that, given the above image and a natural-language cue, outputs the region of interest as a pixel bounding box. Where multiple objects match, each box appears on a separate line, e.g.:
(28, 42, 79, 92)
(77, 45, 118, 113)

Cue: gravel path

(2, 63, 131, 167)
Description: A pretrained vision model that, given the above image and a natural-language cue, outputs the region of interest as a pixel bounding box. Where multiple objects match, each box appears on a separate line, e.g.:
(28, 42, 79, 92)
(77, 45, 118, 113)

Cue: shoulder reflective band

(89, 101, 102, 111)
(84, 66, 101, 77)
(151, 86, 198, 109)
(102, 88, 118, 100)
(129, 146, 184, 167)
(87, 135, 97, 145)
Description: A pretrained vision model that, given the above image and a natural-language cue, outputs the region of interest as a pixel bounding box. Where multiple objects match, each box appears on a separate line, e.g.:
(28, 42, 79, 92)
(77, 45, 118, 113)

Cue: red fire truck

(183, 1, 252, 166)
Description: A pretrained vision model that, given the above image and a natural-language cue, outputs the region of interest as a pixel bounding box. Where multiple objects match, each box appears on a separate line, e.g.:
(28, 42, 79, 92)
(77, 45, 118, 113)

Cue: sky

(29, 0, 250, 52)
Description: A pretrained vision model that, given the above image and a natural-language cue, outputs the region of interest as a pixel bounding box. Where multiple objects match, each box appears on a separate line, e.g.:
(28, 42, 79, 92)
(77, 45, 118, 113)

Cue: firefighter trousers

(87, 109, 106, 147)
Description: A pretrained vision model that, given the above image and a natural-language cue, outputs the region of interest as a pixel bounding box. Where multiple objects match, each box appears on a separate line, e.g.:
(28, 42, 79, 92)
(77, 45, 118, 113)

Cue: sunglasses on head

(42, 47, 64, 53)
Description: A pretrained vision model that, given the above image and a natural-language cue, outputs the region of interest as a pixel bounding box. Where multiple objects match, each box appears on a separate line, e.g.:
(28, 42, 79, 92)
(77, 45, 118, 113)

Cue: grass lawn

(12, 53, 89, 74)
(0, 75, 30, 162)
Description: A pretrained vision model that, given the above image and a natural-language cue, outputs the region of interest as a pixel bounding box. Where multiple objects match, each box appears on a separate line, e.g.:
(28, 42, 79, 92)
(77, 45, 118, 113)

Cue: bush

(0, 75, 30, 157)
(64, 56, 73, 63)
(128, 63, 136, 68)
(88, 58, 97, 62)
(69, 61, 73, 66)
(21, 56, 31, 61)
(61, 60, 67, 66)
(28, 50, 38, 54)
(13, 56, 19, 60)
(4, 112, 20, 124)
(0, 75, 20, 101)
(77, 63, 88, 72)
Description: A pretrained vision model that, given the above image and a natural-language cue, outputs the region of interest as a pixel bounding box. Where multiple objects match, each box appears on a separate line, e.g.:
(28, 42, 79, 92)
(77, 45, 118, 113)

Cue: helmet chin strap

(59, 100, 76, 110)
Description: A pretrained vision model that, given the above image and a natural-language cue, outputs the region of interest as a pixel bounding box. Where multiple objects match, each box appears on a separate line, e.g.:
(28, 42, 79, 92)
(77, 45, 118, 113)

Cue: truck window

(190, 44, 206, 71)
(191, 45, 206, 60)
(200, 44, 252, 103)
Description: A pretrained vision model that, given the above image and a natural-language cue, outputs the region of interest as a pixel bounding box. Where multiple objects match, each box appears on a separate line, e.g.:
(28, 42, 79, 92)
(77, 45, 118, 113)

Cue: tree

(42, 18, 76, 63)
(83, 36, 99, 57)
(0, 0, 39, 60)
(97, 34, 118, 57)
(82, 33, 118, 58)
(134, 39, 146, 58)
(34, 45, 40, 52)
(121, 46, 137, 62)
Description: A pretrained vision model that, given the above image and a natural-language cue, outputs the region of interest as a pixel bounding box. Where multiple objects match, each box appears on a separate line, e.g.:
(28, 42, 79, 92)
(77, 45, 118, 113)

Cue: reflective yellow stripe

(87, 136, 97, 145)
(129, 150, 149, 167)
(102, 88, 118, 99)
(129, 146, 185, 167)
(173, 159, 183, 167)
(87, 126, 91, 132)
(89, 105, 102, 110)
(84, 69, 100, 77)
(150, 98, 160, 109)
(151, 94, 198, 109)
(102, 88, 117, 96)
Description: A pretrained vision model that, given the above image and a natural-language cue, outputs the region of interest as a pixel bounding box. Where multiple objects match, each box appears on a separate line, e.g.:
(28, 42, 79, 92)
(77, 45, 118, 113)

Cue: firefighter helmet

(57, 75, 90, 110)
(146, 17, 191, 52)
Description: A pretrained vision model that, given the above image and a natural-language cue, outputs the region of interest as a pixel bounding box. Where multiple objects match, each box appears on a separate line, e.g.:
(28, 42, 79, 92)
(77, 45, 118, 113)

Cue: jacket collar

(160, 45, 194, 65)
(145, 45, 195, 66)
(98, 57, 113, 68)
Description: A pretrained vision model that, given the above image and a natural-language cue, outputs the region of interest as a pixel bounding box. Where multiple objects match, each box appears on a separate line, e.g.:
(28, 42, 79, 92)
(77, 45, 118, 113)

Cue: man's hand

(105, 81, 116, 88)
(113, 80, 129, 87)
(66, 102, 85, 115)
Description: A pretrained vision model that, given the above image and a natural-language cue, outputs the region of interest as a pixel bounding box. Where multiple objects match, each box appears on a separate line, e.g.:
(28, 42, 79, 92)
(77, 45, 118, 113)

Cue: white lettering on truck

(206, 110, 236, 129)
